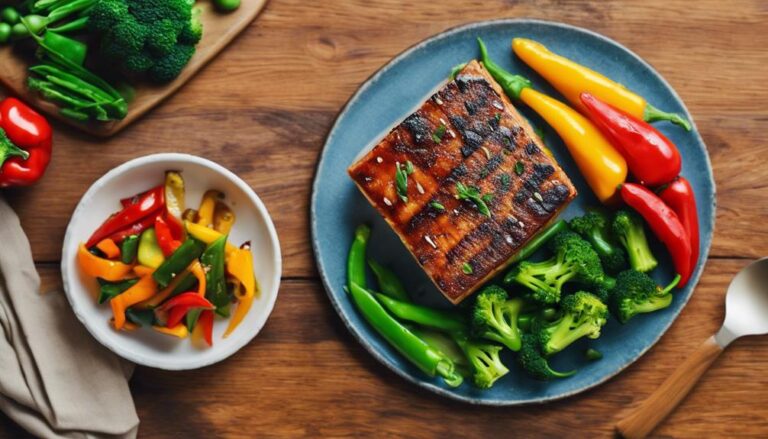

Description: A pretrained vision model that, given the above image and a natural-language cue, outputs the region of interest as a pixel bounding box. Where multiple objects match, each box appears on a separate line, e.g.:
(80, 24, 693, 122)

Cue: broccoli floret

(519, 334, 576, 380)
(99, 17, 146, 59)
(535, 291, 608, 356)
(147, 43, 195, 83)
(452, 333, 509, 389)
(611, 270, 681, 323)
(178, 6, 202, 45)
(570, 211, 627, 273)
(471, 285, 524, 351)
(612, 210, 658, 273)
(146, 19, 179, 56)
(88, 0, 129, 32)
(507, 231, 613, 304)
(130, 0, 191, 24)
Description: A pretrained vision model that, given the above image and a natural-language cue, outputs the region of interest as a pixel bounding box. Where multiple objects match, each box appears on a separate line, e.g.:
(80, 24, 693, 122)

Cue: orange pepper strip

(110, 274, 158, 330)
(226, 247, 256, 300)
(133, 265, 154, 277)
(78, 243, 133, 281)
(153, 324, 189, 338)
(95, 238, 121, 259)
(111, 318, 138, 332)
(223, 292, 253, 338)
(190, 260, 207, 297)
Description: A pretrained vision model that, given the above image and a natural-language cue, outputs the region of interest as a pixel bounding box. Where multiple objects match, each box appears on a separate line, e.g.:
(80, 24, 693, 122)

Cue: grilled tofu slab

(348, 61, 577, 304)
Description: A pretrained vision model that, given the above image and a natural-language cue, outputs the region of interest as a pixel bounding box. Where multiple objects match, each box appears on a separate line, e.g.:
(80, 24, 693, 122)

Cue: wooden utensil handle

(615, 336, 723, 439)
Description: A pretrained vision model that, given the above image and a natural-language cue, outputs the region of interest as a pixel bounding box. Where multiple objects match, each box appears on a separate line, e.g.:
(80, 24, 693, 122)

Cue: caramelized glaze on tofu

(348, 61, 577, 304)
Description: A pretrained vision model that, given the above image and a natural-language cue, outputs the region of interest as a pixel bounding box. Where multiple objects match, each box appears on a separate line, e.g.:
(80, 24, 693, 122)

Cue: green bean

(375, 293, 467, 333)
(350, 283, 463, 387)
(347, 224, 370, 292)
(368, 258, 409, 301)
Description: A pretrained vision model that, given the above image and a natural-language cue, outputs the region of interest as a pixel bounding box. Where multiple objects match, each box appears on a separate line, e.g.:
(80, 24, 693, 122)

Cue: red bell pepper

(163, 211, 184, 241)
(0, 98, 52, 187)
(154, 215, 181, 257)
(198, 310, 214, 346)
(581, 93, 681, 187)
(620, 183, 693, 286)
(159, 292, 214, 328)
(86, 185, 165, 248)
(106, 213, 158, 244)
(658, 177, 700, 274)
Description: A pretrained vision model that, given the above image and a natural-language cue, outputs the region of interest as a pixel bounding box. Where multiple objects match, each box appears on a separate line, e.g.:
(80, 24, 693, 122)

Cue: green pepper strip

(201, 235, 230, 317)
(347, 224, 370, 292)
(120, 235, 139, 264)
(350, 283, 463, 387)
(96, 278, 138, 304)
(375, 293, 467, 333)
(125, 308, 156, 327)
(153, 238, 206, 289)
(368, 258, 409, 301)
(503, 220, 568, 284)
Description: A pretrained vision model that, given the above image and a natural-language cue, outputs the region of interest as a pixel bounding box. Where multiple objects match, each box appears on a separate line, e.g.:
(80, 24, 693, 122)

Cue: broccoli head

(87, 0, 129, 33)
(612, 210, 658, 273)
(535, 291, 608, 356)
(453, 333, 509, 389)
(507, 231, 612, 304)
(178, 6, 202, 45)
(471, 285, 524, 351)
(518, 334, 576, 380)
(611, 270, 680, 323)
(569, 210, 627, 273)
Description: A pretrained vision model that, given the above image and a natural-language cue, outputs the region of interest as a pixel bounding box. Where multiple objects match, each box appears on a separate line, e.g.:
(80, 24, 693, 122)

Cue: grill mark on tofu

(348, 60, 576, 303)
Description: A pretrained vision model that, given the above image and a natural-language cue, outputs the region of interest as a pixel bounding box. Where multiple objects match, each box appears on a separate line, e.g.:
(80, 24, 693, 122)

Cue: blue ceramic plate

(311, 19, 715, 405)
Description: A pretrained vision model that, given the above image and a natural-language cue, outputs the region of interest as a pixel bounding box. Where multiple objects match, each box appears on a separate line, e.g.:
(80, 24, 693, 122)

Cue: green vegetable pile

(347, 208, 681, 390)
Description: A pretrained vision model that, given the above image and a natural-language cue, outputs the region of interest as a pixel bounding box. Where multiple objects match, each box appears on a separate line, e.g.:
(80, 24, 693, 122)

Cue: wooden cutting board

(0, 0, 268, 137)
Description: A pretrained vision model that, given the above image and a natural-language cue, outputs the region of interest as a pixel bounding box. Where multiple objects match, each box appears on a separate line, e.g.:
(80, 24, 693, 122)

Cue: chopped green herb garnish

(533, 126, 546, 142)
(481, 193, 493, 203)
(395, 162, 409, 202)
(514, 161, 524, 175)
(462, 262, 474, 275)
(495, 113, 502, 122)
(450, 62, 468, 80)
(430, 201, 445, 211)
(405, 160, 415, 175)
(455, 182, 491, 217)
(585, 348, 603, 361)
(432, 124, 447, 143)
(499, 174, 511, 190)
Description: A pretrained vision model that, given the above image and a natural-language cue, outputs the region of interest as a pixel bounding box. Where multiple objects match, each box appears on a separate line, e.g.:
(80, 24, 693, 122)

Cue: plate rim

(311, 18, 716, 405)
(61, 152, 283, 370)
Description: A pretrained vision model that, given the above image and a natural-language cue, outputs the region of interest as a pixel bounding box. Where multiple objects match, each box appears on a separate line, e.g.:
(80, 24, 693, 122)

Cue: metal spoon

(616, 257, 768, 438)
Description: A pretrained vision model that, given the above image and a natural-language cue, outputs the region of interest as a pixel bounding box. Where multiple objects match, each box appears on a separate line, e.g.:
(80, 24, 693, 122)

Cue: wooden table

(2, 0, 767, 437)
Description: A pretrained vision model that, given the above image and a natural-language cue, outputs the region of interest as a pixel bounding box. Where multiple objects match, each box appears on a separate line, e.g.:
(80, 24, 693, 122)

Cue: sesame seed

(435, 97, 444, 105)
(493, 101, 504, 110)
(383, 197, 392, 206)
(508, 215, 518, 223)
(448, 130, 456, 138)
(376, 156, 383, 163)
(505, 235, 514, 244)
(534, 192, 544, 202)
(453, 209, 460, 215)
(439, 117, 448, 125)
(519, 221, 525, 228)
(482, 146, 491, 160)
(416, 181, 425, 194)
(424, 235, 438, 249)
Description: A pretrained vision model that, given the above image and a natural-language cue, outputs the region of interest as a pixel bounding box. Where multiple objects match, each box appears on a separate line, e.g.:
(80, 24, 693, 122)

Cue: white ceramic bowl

(61, 153, 281, 370)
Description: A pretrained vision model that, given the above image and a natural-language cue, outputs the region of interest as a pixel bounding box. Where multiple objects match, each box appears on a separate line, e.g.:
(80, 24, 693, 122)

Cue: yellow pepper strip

(196, 190, 221, 228)
(153, 324, 189, 338)
(95, 238, 121, 259)
(226, 246, 256, 300)
(133, 265, 154, 277)
(185, 221, 236, 255)
(78, 243, 134, 281)
(190, 260, 207, 297)
(164, 171, 185, 220)
(519, 87, 627, 204)
(213, 201, 235, 234)
(110, 274, 158, 330)
(223, 293, 253, 338)
(111, 318, 138, 332)
(511, 38, 691, 130)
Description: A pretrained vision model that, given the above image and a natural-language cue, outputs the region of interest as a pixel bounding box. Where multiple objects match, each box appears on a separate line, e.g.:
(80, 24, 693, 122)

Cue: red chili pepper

(0, 98, 52, 187)
(198, 310, 214, 346)
(620, 183, 693, 285)
(658, 177, 700, 274)
(159, 292, 214, 328)
(581, 92, 681, 187)
(86, 185, 165, 248)
(154, 215, 181, 257)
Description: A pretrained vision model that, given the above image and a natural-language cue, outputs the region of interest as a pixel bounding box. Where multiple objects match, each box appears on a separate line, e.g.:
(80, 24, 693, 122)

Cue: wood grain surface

(1, 0, 767, 437)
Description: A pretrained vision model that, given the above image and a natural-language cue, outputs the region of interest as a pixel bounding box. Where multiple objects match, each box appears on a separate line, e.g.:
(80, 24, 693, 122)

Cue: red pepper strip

(86, 185, 165, 248)
(198, 310, 214, 346)
(161, 292, 215, 328)
(163, 211, 184, 241)
(620, 183, 693, 285)
(658, 177, 700, 274)
(0, 98, 52, 187)
(106, 213, 159, 244)
(581, 92, 681, 187)
(154, 216, 181, 257)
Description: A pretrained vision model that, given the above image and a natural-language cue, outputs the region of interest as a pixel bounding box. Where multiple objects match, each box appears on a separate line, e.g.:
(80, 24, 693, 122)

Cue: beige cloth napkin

(0, 197, 139, 438)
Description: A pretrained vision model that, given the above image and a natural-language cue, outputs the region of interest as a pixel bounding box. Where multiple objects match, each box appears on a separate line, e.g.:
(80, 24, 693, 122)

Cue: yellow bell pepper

(196, 190, 221, 228)
(110, 274, 158, 330)
(153, 324, 189, 338)
(190, 260, 207, 297)
(185, 221, 236, 255)
(223, 292, 253, 338)
(213, 201, 235, 234)
(164, 171, 185, 220)
(226, 246, 257, 300)
(511, 38, 690, 130)
(78, 243, 134, 281)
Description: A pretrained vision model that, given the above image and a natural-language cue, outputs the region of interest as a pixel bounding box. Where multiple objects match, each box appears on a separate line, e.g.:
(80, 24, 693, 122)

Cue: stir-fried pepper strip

(97, 278, 138, 304)
(120, 235, 139, 264)
(189, 260, 207, 297)
(185, 221, 237, 255)
(153, 324, 188, 338)
(78, 244, 133, 281)
(137, 228, 165, 268)
(153, 238, 206, 288)
(198, 310, 214, 346)
(196, 190, 221, 228)
(154, 215, 181, 257)
(86, 185, 164, 247)
(164, 171, 185, 220)
(133, 265, 154, 277)
(95, 238, 120, 259)
(137, 262, 194, 309)
(159, 292, 215, 328)
(226, 243, 256, 300)
(110, 274, 157, 330)
(224, 284, 253, 338)
(213, 201, 235, 234)
(202, 236, 230, 317)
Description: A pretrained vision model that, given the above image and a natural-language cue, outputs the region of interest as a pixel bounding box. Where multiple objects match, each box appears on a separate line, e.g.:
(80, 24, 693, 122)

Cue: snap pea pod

(503, 220, 567, 284)
(202, 235, 230, 317)
(375, 293, 467, 333)
(349, 283, 463, 388)
(152, 238, 206, 288)
(120, 235, 139, 264)
(347, 224, 370, 292)
(368, 258, 409, 301)
(96, 278, 137, 304)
